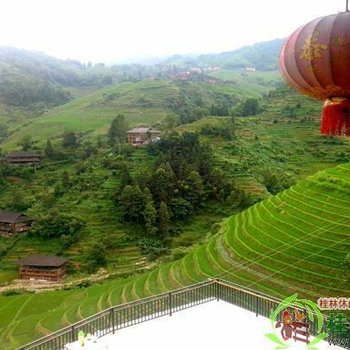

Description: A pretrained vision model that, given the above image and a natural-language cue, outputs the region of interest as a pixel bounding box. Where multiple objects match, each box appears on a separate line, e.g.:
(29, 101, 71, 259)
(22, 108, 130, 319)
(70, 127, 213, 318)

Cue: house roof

(0, 211, 34, 224)
(7, 152, 40, 158)
(126, 128, 161, 134)
(17, 255, 68, 267)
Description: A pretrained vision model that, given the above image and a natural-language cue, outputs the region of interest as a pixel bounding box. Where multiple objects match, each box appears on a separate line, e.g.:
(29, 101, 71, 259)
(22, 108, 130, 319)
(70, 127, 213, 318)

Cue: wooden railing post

(213, 279, 219, 301)
(71, 325, 75, 342)
(111, 308, 115, 334)
(169, 292, 172, 316)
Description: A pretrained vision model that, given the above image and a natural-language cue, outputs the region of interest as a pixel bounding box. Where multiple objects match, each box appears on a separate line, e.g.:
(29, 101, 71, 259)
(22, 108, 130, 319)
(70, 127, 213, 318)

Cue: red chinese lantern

(279, 5, 350, 136)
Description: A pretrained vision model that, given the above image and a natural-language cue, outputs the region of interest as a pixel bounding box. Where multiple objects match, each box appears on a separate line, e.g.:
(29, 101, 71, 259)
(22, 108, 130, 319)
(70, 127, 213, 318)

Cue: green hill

(0, 39, 283, 116)
(1, 161, 349, 349)
(0, 47, 73, 107)
(0, 40, 285, 146)
(162, 39, 284, 70)
(0, 84, 348, 285)
(0, 47, 118, 143)
(1, 79, 242, 149)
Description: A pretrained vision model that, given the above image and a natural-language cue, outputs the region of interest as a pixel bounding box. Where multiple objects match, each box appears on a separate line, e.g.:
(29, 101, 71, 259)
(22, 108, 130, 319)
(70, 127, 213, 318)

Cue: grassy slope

(2, 115, 349, 282)
(1, 81, 174, 149)
(1, 162, 350, 349)
(0, 149, 155, 281)
(1, 86, 350, 281)
(0, 79, 244, 150)
(177, 105, 350, 194)
(208, 69, 282, 96)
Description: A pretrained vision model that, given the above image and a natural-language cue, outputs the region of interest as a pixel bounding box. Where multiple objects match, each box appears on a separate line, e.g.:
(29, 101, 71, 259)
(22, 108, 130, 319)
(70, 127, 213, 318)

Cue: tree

(45, 140, 55, 158)
(181, 171, 204, 211)
(262, 169, 296, 195)
(143, 188, 157, 236)
(169, 197, 192, 219)
(19, 135, 32, 151)
(108, 114, 126, 153)
(282, 104, 297, 117)
(120, 185, 146, 222)
(62, 171, 70, 189)
(30, 209, 85, 239)
(158, 201, 170, 237)
(210, 104, 229, 116)
(240, 98, 260, 116)
(209, 167, 233, 200)
(7, 191, 29, 211)
(192, 106, 209, 120)
(150, 163, 175, 204)
(163, 115, 180, 130)
(62, 131, 77, 148)
(118, 163, 133, 193)
(85, 243, 107, 273)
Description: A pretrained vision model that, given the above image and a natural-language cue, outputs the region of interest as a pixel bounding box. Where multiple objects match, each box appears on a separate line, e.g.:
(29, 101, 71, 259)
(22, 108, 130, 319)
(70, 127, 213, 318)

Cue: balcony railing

(17, 278, 350, 350)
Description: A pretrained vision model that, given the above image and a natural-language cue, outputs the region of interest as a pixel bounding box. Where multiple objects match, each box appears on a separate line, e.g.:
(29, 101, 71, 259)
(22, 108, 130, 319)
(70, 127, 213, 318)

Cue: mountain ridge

(161, 38, 284, 70)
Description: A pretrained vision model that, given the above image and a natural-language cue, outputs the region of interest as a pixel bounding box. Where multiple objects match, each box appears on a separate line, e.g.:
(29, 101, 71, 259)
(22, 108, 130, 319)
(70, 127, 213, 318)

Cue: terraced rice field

(2, 163, 350, 349)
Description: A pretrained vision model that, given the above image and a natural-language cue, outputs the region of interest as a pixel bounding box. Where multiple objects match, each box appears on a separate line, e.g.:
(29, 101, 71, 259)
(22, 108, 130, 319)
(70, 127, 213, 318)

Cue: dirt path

(0, 269, 111, 293)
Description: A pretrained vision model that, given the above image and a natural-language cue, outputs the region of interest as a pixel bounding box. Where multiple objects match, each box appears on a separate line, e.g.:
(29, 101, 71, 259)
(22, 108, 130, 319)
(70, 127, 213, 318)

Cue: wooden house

(126, 128, 161, 146)
(17, 255, 68, 282)
(6, 152, 41, 166)
(0, 211, 34, 237)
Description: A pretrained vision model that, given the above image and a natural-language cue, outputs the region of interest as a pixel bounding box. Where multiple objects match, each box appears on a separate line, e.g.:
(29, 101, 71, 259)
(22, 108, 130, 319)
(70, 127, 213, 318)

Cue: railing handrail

(17, 278, 349, 350)
(17, 279, 214, 349)
(213, 278, 281, 304)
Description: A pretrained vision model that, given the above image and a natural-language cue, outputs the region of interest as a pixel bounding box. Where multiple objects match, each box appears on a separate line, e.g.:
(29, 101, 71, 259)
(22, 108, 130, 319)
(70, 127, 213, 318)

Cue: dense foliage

(108, 114, 127, 153)
(231, 97, 261, 117)
(30, 209, 85, 239)
(117, 132, 236, 240)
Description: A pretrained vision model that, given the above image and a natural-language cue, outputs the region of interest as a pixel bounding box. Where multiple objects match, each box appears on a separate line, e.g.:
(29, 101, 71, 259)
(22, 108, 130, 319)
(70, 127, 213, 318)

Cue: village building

(173, 71, 190, 80)
(17, 255, 68, 282)
(6, 151, 41, 166)
(0, 211, 34, 237)
(190, 67, 202, 74)
(126, 127, 161, 146)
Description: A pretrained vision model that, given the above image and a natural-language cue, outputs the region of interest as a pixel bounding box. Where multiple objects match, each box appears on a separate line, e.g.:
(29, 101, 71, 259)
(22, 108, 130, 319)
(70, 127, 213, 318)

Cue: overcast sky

(0, 0, 346, 63)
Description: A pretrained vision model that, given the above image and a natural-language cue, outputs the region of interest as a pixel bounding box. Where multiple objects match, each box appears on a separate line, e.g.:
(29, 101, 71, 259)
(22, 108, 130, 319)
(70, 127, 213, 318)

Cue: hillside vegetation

(1, 84, 349, 283)
(0, 39, 284, 146)
(1, 39, 349, 350)
(1, 162, 350, 349)
(1, 79, 241, 149)
(162, 39, 284, 70)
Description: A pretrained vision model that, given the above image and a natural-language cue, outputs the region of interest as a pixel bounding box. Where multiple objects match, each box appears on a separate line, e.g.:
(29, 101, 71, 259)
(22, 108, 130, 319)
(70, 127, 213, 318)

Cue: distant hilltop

(160, 38, 284, 71)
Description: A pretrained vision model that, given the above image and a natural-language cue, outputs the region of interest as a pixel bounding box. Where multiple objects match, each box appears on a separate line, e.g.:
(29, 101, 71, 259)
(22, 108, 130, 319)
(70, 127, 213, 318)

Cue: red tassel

(320, 98, 350, 136)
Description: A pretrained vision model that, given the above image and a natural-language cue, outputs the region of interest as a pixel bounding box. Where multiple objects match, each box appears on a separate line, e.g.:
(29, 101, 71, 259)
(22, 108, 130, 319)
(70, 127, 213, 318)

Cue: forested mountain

(0, 47, 116, 107)
(161, 39, 284, 70)
(0, 38, 283, 110)
(0, 37, 286, 147)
